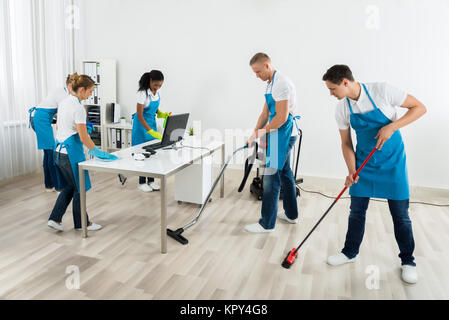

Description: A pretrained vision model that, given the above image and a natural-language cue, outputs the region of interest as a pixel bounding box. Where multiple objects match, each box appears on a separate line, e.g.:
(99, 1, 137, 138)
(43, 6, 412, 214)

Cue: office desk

(78, 136, 225, 253)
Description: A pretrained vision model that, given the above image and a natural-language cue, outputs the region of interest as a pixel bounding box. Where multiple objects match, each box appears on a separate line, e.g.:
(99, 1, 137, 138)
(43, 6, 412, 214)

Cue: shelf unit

(80, 59, 117, 151)
(105, 122, 133, 152)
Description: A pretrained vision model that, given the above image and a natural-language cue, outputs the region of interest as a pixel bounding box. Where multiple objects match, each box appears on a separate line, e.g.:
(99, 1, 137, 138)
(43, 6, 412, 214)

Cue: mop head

(167, 228, 189, 245)
(281, 249, 298, 269)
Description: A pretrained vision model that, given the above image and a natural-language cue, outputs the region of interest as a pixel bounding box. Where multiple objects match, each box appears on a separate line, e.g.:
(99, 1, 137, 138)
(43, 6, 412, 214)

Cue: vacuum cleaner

(282, 146, 377, 269)
(167, 144, 249, 245)
(239, 127, 303, 201)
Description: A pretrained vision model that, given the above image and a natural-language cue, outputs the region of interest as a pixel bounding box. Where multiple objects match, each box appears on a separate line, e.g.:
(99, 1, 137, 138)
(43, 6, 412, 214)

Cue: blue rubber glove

(87, 122, 95, 135)
(88, 146, 118, 161)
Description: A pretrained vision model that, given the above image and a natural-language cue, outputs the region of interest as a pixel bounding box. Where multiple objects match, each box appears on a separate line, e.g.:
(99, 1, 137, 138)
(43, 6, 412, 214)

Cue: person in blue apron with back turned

(29, 74, 77, 192)
(245, 53, 300, 233)
(47, 74, 118, 232)
(132, 70, 171, 193)
(323, 65, 427, 284)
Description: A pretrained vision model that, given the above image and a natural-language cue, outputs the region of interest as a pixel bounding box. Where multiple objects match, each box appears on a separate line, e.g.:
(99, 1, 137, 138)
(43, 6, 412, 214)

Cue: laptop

(143, 113, 190, 151)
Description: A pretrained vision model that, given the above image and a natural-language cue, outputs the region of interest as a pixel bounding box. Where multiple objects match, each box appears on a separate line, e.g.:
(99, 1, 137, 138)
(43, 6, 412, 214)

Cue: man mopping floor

(323, 65, 426, 284)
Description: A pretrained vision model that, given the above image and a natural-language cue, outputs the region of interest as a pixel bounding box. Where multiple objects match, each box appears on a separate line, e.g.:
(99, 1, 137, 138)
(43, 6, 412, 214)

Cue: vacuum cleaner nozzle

(167, 228, 189, 245)
(281, 249, 298, 269)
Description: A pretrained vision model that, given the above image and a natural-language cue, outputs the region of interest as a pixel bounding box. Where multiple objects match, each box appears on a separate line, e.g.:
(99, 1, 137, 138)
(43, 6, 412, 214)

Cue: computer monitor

(144, 113, 190, 150)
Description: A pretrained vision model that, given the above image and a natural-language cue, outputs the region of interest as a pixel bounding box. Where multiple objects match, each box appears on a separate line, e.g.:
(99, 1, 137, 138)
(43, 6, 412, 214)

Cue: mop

(282, 146, 377, 269)
(167, 145, 249, 245)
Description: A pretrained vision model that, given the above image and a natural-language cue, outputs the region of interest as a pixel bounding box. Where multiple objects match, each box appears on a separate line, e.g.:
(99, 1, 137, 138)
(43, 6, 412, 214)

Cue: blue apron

(347, 84, 409, 200)
(131, 92, 160, 146)
(29, 87, 67, 150)
(265, 71, 293, 170)
(55, 134, 92, 193)
(29, 107, 58, 150)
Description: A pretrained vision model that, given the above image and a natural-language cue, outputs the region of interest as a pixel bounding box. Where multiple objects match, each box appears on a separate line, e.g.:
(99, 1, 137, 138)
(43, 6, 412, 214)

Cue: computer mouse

(132, 153, 146, 161)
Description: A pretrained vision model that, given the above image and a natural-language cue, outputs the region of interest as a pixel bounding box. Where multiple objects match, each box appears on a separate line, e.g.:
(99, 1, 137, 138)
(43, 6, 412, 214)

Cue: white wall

(76, 0, 449, 189)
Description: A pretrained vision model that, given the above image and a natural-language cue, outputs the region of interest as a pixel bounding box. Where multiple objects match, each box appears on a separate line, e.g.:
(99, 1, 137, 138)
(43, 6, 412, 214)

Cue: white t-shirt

(136, 89, 160, 107)
(56, 95, 87, 154)
(266, 71, 299, 136)
(38, 87, 69, 109)
(335, 82, 408, 130)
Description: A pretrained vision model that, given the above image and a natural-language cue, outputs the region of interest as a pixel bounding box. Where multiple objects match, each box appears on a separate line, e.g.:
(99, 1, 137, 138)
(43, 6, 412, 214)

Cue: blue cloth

(49, 152, 90, 229)
(30, 107, 57, 150)
(259, 136, 298, 229)
(43, 149, 63, 190)
(88, 146, 118, 160)
(55, 134, 92, 193)
(341, 196, 416, 266)
(347, 84, 409, 200)
(132, 93, 160, 146)
(265, 71, 293, 170)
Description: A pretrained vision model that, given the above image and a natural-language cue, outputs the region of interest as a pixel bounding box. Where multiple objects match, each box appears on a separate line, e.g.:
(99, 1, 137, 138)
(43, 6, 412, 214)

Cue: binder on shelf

(96, 63, 100, 83)
(111, 129, 117, 149)
(127, 131, 132, 148)
(84, 62, 99, 84)
(116, 129, 121, 149)
(108, 127, 113, 148)
(113, 103, 121, 123)
(122, 130, 127, 149)
(94, 85, 98, 105)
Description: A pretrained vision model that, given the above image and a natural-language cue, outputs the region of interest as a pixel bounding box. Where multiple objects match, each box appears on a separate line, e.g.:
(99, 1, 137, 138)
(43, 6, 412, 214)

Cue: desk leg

(161, 176, 167, 254)
(79, 168, 88, 238)
(220, 144, 225, 198)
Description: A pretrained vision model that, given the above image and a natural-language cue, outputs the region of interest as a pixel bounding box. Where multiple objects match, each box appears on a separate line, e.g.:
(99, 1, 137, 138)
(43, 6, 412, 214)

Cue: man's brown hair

(322, 65, 354, 84)
(249, 52, 271, 66)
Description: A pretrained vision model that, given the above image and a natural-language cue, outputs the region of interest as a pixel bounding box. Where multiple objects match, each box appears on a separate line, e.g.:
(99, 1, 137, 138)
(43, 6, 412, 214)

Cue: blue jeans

(49, 153, 90, 229)
(139, 177, 154, 184)
(259, 136, 298, 229)
(43, 149, 63, 190)
(341, 196, 416, 266)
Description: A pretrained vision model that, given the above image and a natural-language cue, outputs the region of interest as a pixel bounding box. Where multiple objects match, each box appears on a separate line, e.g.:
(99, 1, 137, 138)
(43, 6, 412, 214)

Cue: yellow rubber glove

(147, 129, 162, 140)
(157, 110, 171, 119)
(157, 110, 172, 128)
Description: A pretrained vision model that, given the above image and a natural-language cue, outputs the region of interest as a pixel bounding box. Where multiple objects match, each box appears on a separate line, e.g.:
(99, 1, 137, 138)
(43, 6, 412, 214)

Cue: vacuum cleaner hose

(167, 145, 249, 244)
(182, 145, 247, 230)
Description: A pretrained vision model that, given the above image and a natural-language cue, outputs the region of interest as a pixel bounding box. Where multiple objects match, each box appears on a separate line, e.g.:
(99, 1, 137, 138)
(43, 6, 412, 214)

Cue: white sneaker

(327, 253, 356, 266)
(75, 222, 103, 231)
(244, 223, 273, 233)
(48, 220, 63, 231)
(138, 183, 153, 193)
(45, 188, 55, 193)
(401, 265, 418, 284)
(149, 182, 160, 191)
(277, 211, 298, 224)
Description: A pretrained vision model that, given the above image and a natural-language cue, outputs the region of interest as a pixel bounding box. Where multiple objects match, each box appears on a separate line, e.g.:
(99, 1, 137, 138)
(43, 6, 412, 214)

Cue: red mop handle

(334, 146, 377, 202)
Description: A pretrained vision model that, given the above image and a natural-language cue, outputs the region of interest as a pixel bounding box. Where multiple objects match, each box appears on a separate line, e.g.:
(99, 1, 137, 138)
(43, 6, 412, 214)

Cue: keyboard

(144, 142, 166, 151)
(150, 142, 163, 150)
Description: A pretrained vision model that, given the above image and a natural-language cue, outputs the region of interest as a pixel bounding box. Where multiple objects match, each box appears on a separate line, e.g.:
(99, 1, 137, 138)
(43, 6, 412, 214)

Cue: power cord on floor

(297, 186, 449, 207)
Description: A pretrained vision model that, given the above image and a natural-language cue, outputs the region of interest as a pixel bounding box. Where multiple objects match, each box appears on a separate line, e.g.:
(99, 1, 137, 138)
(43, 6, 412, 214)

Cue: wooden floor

(0, 169, 448, 300)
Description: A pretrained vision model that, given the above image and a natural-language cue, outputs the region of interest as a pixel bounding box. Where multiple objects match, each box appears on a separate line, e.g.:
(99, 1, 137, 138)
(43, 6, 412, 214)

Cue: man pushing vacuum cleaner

(167, 52, 302, 243)
(244, 53, 301, 233)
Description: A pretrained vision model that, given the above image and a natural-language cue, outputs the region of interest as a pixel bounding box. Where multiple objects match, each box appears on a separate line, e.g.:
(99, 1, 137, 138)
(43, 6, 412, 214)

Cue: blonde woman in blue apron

(323, 65, 426, 284)
(132, 71, 171, 193)
(47, 74, 118, 232)
(29, 74, 77, 192)
(245, 53, 299, 233)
